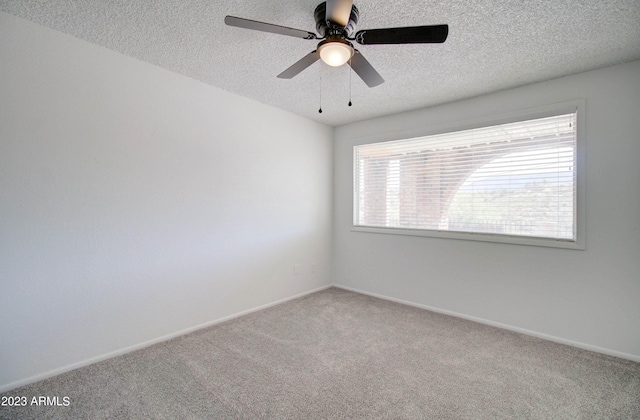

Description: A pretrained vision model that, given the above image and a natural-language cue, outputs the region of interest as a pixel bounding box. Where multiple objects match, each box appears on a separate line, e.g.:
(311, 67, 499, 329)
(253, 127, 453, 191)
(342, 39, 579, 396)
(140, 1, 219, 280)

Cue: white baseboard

(333, 284, 640, 363)
(0, 284, 332, 393)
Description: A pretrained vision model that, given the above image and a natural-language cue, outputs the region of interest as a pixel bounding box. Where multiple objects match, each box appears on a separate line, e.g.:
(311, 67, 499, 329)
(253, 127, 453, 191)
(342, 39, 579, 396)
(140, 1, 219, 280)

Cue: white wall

(333, 60, 640, 360)
(0, 12, 333, 391)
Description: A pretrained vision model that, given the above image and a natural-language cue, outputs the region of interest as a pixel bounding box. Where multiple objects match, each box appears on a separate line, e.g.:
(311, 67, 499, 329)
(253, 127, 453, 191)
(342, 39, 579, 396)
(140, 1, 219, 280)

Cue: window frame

(351, 100, 586, 250)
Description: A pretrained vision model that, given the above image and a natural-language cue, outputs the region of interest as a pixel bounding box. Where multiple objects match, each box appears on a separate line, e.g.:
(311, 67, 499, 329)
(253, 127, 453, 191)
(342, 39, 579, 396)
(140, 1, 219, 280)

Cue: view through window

(354, 113, 577, 242)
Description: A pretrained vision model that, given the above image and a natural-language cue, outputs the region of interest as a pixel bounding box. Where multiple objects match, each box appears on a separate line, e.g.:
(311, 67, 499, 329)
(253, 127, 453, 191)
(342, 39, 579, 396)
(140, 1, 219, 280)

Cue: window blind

(354, 113, 577, 241)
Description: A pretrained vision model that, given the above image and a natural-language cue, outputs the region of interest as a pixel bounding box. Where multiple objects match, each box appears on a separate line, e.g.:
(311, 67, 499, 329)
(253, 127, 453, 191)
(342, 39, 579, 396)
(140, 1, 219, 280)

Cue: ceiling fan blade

(325, 0, 353, 27)
(225, 16, 317, 40)
(349, 50, 384, 87)
(355, 24, 448, 45)
(277, 51, 320, 79)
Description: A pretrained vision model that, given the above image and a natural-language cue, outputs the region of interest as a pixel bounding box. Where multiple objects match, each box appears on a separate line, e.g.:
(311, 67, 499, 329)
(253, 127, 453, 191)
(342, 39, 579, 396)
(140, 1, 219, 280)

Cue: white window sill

(351, 225, 585, 250)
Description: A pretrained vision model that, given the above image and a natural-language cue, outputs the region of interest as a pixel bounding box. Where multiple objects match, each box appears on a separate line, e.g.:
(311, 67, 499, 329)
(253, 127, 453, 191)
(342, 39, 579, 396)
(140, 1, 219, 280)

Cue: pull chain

(318, 65, 323, 113)
(348, 55, 353, 107)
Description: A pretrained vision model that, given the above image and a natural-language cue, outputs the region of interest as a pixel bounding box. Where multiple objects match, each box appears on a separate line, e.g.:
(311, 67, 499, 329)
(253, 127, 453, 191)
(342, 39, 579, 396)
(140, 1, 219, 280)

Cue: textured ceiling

(1, 0, 639, 126)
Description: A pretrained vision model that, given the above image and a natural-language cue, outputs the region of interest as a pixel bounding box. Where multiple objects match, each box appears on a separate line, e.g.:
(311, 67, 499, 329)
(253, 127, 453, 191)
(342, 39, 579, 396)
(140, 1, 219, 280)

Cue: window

(353, 106, 584, 249)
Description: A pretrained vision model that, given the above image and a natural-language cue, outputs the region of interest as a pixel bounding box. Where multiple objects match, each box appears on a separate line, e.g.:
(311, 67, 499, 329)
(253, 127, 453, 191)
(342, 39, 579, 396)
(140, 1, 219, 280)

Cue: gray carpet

(1, 287, 639, 419)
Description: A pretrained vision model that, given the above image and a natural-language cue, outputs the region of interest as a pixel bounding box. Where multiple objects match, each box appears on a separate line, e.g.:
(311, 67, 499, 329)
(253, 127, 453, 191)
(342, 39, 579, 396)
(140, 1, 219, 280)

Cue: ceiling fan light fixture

(318, 39, 354, 67)
(226, 1, 449, 88)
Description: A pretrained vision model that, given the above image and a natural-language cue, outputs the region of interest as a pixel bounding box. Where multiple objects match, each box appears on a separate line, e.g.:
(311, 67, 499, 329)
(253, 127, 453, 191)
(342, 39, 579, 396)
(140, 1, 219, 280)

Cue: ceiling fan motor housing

(314, 2, 359, 37)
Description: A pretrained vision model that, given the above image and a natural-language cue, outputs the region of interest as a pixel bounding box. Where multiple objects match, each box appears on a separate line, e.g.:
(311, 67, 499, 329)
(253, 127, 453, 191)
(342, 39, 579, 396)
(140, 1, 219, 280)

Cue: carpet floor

(1, 287, 639, 419)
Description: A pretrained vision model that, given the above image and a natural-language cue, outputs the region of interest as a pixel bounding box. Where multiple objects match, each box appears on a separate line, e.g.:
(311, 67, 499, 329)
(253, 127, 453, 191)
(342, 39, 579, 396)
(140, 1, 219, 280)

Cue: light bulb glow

(318, 41, 353, 67)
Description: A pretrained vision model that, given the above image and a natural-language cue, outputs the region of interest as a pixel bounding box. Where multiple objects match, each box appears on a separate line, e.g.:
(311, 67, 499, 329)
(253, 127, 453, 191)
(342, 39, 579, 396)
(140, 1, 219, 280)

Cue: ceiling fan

(224, 0, 448, 88)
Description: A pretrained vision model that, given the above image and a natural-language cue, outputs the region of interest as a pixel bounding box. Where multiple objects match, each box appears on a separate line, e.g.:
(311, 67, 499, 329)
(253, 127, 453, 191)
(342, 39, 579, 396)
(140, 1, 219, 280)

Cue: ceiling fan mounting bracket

(314, 2, 359, 38)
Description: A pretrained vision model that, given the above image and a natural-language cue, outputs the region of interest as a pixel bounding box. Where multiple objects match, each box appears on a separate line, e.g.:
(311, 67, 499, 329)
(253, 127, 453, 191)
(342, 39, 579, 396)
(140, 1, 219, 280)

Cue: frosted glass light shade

(318, 41, 354, 67)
